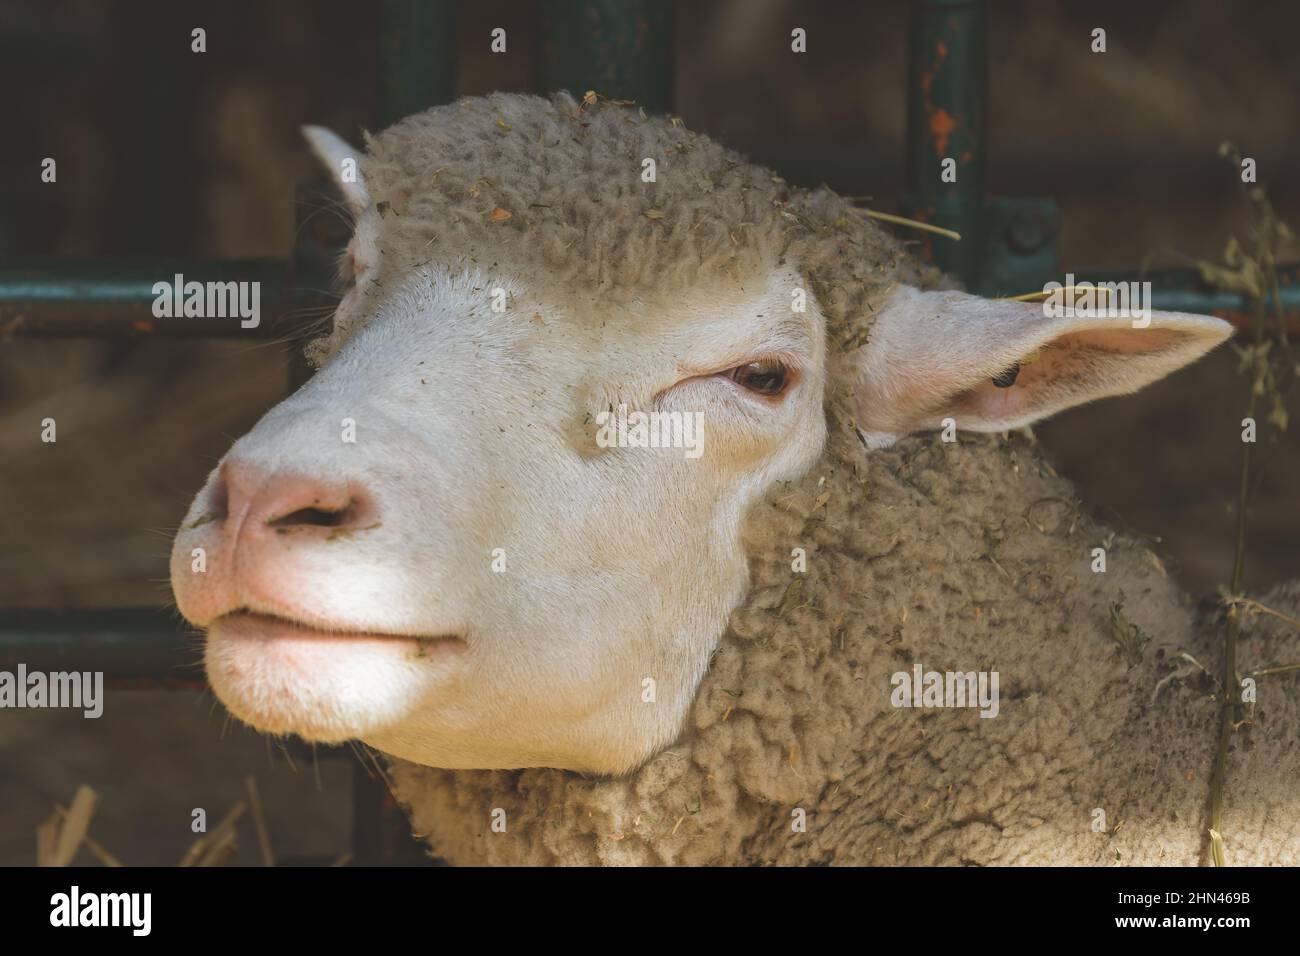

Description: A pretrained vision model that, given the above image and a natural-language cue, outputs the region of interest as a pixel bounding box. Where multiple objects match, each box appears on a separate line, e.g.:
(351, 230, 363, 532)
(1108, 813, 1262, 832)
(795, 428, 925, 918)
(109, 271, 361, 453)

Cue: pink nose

(172, 461, 378, 625)
(216, 461, 376, 542)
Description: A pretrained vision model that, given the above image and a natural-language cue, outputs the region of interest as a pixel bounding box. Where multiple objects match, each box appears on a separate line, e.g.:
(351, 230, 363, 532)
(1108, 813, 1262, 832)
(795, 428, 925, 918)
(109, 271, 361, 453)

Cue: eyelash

(718, 355, 797, 399)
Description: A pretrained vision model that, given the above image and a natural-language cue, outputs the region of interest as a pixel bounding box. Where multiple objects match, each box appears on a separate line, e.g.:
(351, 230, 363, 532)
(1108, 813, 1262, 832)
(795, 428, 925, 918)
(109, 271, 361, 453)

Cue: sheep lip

(216, 610, 465, 647)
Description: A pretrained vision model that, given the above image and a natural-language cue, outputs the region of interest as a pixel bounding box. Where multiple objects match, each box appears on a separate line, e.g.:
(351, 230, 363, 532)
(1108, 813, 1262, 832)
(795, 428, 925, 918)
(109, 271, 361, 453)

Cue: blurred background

(0, 0, 1296, 865)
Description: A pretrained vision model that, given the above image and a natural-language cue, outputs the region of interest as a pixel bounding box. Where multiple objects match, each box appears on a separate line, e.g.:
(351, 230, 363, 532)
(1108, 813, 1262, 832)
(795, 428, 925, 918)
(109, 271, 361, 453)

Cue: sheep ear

(851, 285, 1234, 449)
(302, 125, 369, 215)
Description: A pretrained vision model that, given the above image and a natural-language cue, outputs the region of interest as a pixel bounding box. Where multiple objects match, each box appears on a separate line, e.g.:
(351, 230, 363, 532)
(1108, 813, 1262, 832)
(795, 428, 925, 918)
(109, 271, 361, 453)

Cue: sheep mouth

(213, 610, 466, 651)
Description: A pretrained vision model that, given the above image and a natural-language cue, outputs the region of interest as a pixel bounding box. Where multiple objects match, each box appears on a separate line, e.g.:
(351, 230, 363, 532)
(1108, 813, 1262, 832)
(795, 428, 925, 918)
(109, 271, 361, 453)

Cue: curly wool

(373, 94, 1298, 865)
(348, 92, 928, 352)
(391, 412, 1300, 865)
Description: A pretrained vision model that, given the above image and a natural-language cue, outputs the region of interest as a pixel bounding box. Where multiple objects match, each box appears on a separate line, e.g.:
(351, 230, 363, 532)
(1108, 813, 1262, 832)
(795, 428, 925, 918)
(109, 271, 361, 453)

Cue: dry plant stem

(857, 208, 961, 242)
(1201, 138, 1298, 867)
(52, 785, 97, 868)
(35, 817, 57, 868)
(178, 800, 246, 867)
(54, 805, 122, 867)
(1229, 597, 1300, 632)
(1253, 662, 1300, 677)
(245, 776, 276, 867)
(1207, 286, 1266, 867)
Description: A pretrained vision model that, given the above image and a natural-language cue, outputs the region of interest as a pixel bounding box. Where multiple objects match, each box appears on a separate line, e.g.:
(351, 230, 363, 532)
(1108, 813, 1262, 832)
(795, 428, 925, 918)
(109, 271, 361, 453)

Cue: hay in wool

(326, 93, 1299, 865)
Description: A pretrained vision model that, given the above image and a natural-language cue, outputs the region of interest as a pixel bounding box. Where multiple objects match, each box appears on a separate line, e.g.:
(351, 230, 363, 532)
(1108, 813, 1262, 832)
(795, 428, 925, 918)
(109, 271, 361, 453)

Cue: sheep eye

(727, 359, 790, 396)
(992, 363, 1020, 388)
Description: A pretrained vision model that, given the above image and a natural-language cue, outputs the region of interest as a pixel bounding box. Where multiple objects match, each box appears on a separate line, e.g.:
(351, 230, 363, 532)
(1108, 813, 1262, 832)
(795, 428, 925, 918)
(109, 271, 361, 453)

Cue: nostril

(259, 480, 374, 532)
(269, 504, 355, 528)
(216, 462, 376, 536)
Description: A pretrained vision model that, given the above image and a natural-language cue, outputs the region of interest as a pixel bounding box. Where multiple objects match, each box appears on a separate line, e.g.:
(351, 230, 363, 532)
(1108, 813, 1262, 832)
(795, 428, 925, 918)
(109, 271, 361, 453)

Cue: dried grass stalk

(36, 815, 59, 867)
(179, 800, 247, 867)
(52, 785, 98, 867)
(855, 208, 961, 241)
(245, 776, 276, 867)
(54, 805, 123, 867)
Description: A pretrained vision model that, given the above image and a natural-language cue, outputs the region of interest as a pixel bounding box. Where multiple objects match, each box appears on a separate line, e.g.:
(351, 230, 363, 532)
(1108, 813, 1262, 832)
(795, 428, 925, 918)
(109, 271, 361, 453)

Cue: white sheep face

(169, 125, 1232, 775)
(171, 241, 830, 774)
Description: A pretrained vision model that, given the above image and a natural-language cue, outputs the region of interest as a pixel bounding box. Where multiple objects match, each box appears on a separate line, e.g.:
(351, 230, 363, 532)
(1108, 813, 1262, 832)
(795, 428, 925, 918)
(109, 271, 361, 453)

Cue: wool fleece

(330, 92, 1298, 866)
(391, 418, 1300, 866)
(311, 91, 925, 368)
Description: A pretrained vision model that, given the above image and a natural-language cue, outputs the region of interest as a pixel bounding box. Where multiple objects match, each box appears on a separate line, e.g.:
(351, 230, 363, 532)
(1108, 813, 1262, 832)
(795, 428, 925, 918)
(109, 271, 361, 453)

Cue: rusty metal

(905, 0, 987, 285)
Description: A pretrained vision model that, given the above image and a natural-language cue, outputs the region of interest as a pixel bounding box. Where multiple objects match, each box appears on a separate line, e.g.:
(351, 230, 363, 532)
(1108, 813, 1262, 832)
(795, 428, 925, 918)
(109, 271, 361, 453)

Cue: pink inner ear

(1053, 327, 1182, 354)
(947, 340, 1074, 421)
(949, 367, 1044, 420)
(945, 326, 1184, 423)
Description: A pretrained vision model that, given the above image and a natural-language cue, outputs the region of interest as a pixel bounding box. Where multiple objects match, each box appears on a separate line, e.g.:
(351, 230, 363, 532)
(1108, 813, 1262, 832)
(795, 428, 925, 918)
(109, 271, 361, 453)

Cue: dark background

(0, 0, 1296, 865)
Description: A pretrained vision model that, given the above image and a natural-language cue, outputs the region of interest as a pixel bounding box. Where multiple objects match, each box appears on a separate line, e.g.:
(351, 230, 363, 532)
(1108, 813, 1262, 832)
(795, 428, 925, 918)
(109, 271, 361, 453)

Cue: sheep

(170, 92, 1300, 866)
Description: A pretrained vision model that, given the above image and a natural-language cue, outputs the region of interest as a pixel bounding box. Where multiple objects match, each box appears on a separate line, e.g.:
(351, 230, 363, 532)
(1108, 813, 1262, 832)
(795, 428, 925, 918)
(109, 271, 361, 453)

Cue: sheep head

(170, 93, 1231, 775)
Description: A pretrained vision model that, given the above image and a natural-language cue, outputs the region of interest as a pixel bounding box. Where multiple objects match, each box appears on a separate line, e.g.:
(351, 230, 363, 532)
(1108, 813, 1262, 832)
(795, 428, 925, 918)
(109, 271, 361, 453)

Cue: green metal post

(536, 0, 673, 112)
(378, 0, 459, 127)
(0, 260, 332, 337)
(0, 608, 202, 683)
(905, 0, 986, 286)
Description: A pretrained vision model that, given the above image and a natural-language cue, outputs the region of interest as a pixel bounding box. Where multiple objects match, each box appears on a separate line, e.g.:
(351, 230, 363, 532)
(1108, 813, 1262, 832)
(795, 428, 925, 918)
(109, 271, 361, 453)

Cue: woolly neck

(390, 407, 1298, 864)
